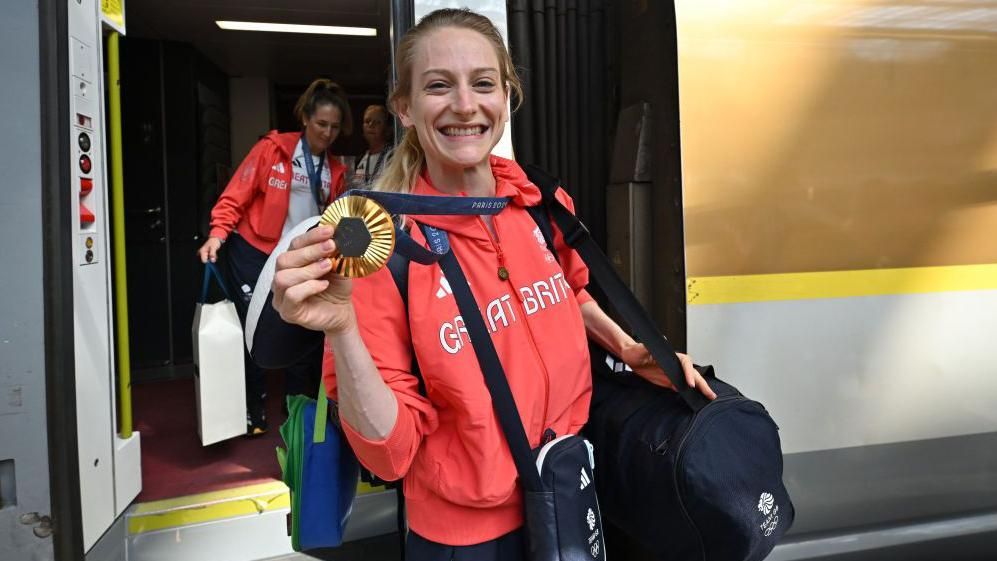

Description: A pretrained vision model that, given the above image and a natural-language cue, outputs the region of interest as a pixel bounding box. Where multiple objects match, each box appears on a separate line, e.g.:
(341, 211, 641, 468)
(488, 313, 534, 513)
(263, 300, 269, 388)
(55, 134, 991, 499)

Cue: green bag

(277, 382, 360, 551)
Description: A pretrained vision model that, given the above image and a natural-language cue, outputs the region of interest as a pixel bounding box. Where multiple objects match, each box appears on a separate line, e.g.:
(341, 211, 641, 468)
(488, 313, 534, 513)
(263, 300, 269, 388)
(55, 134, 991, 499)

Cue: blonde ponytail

(372, 127, 423, 194)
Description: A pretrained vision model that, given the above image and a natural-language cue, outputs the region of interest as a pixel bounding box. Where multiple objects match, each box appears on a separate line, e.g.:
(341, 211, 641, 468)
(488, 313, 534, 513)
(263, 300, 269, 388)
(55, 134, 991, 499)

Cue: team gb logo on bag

(757, 492, 780, 536)
(757, 492, 774, 515)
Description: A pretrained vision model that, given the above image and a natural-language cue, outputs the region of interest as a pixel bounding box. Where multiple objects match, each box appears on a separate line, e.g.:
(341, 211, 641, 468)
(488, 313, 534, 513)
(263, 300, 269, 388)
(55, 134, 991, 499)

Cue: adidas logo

(579, 467, 592, 490)
(605, 354, 633, 374)
(271, 162, 285, 173)
(436, 276, 453, 299)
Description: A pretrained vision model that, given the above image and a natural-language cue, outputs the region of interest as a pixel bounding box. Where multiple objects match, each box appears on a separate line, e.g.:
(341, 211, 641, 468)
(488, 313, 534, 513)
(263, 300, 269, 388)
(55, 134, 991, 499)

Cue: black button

(78, 132, 91, 152)
(498, 266, 509, 281)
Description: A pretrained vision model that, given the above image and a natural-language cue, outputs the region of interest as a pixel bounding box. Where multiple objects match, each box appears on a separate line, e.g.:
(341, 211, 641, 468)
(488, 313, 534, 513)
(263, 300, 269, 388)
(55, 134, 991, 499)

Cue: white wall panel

(689, 290, 997, 453)
(69, 0, 117, 550)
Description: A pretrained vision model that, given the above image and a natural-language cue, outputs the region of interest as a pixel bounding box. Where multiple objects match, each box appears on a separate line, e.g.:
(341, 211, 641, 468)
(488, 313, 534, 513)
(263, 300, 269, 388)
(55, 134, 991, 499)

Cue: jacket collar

(266, 130, 345, 172)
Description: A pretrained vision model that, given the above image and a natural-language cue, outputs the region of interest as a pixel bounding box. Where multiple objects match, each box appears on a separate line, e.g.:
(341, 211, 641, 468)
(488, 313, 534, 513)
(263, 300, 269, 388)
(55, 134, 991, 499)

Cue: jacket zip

(476, 214, 551, 441)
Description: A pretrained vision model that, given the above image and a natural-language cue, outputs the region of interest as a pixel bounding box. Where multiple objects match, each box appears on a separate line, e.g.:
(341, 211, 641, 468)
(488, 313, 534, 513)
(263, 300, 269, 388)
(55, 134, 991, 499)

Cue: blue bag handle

(200, 262, 232, 303)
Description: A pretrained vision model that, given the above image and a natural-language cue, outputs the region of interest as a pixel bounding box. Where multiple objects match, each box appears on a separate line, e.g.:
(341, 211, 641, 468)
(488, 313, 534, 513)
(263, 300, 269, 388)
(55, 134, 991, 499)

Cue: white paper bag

(192, 297, 247, 446)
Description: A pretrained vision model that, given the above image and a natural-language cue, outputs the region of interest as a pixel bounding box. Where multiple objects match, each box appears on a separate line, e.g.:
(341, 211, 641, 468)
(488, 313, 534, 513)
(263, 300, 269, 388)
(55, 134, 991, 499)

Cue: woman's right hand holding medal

(272, 225, 357, 335)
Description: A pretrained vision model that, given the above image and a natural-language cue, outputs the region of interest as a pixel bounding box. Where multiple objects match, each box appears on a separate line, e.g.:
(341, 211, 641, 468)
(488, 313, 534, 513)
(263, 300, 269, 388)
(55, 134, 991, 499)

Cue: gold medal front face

(319, 195, 395, 278)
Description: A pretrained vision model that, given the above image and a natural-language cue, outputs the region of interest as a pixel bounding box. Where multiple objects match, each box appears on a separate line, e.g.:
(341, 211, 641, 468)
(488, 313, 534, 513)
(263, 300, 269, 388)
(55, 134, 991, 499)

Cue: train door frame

(39, 0, 86, 557)
(40, 0, 142, 558)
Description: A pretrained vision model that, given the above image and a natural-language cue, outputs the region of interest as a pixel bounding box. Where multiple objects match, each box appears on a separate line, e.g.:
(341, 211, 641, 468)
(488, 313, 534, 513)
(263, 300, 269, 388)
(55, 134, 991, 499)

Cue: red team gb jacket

(209, 130, 347, 254)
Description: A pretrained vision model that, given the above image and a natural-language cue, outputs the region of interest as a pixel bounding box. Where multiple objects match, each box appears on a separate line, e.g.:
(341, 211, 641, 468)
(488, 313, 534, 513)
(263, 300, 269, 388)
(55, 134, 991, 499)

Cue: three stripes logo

(579, 467, 592, 490)
(271, 162, 285, 174)
(436, 276, 453, 299)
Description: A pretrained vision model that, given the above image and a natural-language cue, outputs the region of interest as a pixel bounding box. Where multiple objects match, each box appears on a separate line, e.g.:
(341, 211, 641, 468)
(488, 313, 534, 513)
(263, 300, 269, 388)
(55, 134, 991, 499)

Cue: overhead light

(216, 21, 377, 37)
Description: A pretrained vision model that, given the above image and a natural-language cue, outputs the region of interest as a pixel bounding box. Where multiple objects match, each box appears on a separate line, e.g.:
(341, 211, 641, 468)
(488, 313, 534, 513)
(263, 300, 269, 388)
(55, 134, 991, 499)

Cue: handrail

(107, 31, 133, 438)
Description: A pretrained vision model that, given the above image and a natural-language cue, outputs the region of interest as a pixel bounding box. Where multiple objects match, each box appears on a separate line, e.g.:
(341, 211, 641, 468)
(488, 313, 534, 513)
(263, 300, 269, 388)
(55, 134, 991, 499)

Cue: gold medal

(319, 195, 395, 278)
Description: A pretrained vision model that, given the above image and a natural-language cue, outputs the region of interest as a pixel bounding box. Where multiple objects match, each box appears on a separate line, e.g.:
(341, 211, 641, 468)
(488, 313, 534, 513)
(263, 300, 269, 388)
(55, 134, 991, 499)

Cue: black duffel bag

(523, 165, 794, 561)
(586, 348, 793, 560)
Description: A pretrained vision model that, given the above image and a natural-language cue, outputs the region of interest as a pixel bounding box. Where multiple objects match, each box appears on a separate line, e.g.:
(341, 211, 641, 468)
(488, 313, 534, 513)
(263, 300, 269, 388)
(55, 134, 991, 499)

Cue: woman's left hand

(620, 343, 717, 400)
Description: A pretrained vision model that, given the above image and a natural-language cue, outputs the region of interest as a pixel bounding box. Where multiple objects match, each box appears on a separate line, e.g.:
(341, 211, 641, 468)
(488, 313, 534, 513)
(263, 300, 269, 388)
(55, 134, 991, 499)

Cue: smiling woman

(373, 9, 522, 197)
(394, 26, 510, 194)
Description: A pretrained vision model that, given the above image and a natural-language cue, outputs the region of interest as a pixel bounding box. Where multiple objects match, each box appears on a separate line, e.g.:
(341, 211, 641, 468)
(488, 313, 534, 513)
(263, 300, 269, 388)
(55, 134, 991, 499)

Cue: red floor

(132, 373, 287, 502)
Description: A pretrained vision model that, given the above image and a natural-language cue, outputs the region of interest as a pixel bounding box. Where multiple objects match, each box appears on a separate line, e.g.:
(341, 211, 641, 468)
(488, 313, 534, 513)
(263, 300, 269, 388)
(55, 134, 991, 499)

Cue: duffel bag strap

(523, 164, 709, 413)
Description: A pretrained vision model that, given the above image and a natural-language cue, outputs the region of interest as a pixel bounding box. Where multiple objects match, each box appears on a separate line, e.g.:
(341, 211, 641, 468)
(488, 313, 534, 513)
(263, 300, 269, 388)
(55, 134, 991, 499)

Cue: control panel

(71, 35, 102, 266)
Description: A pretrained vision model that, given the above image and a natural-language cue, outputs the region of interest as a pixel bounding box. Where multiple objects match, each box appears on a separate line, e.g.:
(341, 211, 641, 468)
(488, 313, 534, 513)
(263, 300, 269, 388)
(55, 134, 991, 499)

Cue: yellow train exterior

(677, 1, 997, 557)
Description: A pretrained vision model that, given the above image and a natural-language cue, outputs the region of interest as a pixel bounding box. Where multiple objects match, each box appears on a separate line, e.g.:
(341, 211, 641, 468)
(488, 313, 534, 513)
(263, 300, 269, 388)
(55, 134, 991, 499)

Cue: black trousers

(406, 528, 527, 561)
(221, 233, 322, 416)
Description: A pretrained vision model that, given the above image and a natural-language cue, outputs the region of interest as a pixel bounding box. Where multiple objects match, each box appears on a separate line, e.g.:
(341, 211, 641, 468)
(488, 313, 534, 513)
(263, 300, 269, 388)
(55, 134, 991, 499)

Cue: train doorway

(112, 1, 399, 559)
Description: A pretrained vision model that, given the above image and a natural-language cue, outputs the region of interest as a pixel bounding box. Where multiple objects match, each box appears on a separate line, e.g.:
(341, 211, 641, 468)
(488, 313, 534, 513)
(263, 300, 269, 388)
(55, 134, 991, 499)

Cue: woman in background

(198, 78, 352, 434)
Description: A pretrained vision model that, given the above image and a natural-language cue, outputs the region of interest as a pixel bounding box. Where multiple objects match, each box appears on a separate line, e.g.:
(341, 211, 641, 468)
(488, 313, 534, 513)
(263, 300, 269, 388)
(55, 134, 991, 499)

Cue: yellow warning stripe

(128, 482, 290, 534)
(687, 263, 997, 305)
(128, 479, 392, 534)
(356, 481, 388, 495)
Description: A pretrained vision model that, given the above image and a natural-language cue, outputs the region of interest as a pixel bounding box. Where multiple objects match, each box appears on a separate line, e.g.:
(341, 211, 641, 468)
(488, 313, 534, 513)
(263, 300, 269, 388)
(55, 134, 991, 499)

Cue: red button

(80, 178, 93, 195)
(79, 155, 92, 174)
(80, 203, 95, 225)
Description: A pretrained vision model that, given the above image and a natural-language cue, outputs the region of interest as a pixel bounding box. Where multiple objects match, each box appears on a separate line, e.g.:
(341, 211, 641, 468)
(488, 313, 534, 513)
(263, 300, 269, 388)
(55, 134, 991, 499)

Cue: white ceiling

(125, 0, 393, 90)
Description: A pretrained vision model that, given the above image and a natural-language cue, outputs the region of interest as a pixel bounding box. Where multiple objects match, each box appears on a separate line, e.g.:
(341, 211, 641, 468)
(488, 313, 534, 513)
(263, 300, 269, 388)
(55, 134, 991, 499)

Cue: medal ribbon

(335, 189, 510, 265)
(300, 135, 326, 209)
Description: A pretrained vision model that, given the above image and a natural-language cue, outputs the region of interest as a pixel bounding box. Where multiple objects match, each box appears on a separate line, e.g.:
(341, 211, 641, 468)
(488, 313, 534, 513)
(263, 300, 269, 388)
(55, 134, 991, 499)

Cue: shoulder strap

(386, 252, 411, 308)
(381, 248, 418, 560)
(525, 205, 558, 263)
(385, 250, 424, 395)
(523, 163, 560, 204)
(522, 164, 709, 413)
(523, 164, 559, 261)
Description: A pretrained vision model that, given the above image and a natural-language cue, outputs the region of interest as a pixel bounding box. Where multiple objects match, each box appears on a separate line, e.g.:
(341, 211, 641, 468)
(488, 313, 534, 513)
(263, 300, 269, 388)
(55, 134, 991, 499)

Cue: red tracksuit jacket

(209, 130, 346, 254)
(323, 156, 594, 545)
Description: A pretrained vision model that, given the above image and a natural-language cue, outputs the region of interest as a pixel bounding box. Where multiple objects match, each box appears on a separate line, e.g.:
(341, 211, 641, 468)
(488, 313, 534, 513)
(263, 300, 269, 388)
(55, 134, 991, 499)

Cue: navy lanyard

(300, 135, 326, 209)
(336, 189, 510, 265)
(363, 151, 386, 184)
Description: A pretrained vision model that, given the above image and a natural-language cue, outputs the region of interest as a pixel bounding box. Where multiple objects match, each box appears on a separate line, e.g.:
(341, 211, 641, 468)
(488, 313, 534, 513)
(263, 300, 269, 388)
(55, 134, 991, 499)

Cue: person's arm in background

(197, 141, 270, 263)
